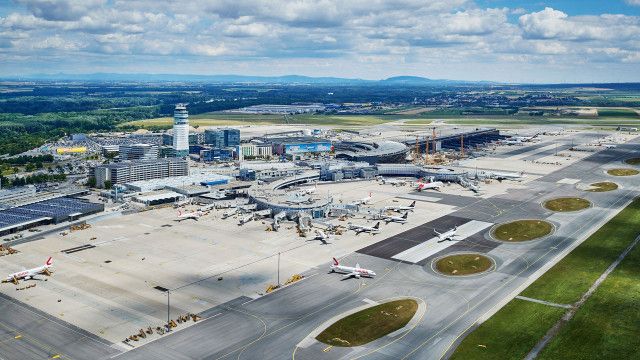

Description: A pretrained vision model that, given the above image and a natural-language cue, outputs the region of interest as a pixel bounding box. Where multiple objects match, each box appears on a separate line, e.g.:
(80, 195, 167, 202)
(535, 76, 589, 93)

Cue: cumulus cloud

(16, 0, 106, 21)
(0, 0, 639, 81)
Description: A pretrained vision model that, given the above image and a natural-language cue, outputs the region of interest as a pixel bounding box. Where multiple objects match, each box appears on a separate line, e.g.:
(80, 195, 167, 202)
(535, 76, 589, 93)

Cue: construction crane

(432, 127, 437, 155)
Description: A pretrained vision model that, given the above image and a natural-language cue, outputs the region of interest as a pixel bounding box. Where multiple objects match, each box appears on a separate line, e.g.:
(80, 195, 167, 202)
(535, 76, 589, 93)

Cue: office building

(204, 129, 225, 148)
(224, 128, 240, 147)
(173, 104, 189, 158)
(204, 128, 240, 148)
(94, 158, 189, 188)
(119, 144, 159, 161)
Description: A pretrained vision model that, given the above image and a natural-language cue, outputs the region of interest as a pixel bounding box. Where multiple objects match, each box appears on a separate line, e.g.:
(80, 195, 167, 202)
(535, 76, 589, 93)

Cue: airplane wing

(342, 272, 359, 278)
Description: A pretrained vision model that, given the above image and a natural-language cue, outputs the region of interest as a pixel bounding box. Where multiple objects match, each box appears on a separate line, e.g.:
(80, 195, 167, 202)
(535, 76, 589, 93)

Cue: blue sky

(1, 0, 640, 83)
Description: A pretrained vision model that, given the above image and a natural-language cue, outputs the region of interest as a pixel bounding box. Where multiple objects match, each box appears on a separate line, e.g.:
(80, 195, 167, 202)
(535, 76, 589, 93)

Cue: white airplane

(198, 203, 217, 212)
(238, 213, 254, 225)
(297, 183, 317, 195)
(491, 171, 525, 181)
(329, 257, 376, 279)
(383, 212, 409, 224)
(434, 226, 459, 242)
(175, 210, 203, 221)
(348, 221, 381, 235)
(3, 257, 53, 284)
(414, 181, 444, 191)
(378, 178, 407, 186)
(311, 229, 332, 245)
(384, 201, 416, 212)
(222, 208, 238, 219)
(352, 192, 373, 206)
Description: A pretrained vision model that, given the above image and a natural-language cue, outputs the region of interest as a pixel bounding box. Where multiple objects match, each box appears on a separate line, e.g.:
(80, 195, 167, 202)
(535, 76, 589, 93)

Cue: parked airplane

(414, 181, 444, 191)
(329, 257, 376, 279)
(491, 171, 525, 181)
(311, 229, 332, 245)
(175, 210, 203, 221)
(238, 213, 254, 225)
(297, 183, 317, 195)
(348, 222, 381, 235)
(385, 201, 416, 212)
(434, 226, 459, 242)
(198, 203, 216, 212)
(3, 257, 53, 284)
(378, 177, 407, 186)
(222, 208, 238, 219)
(383, 212, 409, 224)
(352, 192, 373, 205)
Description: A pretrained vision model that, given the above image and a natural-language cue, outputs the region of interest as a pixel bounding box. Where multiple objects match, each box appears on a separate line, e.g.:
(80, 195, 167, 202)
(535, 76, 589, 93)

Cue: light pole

(277, 252, 281, 286)
(167, 290, 171, 332)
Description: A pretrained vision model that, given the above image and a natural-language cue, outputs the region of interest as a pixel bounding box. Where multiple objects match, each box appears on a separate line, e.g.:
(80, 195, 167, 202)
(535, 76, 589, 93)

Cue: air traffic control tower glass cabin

(173, 103, 190, 158)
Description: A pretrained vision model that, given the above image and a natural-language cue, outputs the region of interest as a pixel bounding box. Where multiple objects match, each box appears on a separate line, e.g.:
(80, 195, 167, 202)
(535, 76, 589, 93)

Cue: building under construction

(404, 128, 507, 155)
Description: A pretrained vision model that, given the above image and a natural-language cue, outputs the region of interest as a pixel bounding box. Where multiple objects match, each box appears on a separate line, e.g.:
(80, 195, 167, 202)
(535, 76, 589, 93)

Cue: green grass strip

(451, 197, 640, 359)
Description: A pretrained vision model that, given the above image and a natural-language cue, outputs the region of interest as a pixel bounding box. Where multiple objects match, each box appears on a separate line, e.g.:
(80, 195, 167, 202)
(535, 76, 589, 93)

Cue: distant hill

(5, 73, 496, 86)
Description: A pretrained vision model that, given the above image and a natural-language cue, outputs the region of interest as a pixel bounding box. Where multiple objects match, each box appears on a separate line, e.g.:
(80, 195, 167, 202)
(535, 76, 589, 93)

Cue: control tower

(173, 104, 189, 157)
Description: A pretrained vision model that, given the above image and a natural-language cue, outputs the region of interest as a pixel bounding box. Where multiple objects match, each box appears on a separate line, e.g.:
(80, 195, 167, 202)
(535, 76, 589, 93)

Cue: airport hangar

(0, 192, 104, 236)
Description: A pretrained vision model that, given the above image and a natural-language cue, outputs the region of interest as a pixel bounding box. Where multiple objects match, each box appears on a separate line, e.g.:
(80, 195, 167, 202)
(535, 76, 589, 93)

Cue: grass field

(586, 182, 618, 192)
(449, 300, 566, 360)
(316, 299, 418, 347)
(607, 168, 640, 176)
(624, 157, 640, 165)
(451, 197, 640, 359)
(597, 108, 639, 117)
(434, 254, 493, 275)
(537, 232, 640, 359)
(492, 220, 554, 242)
(121, 113, 399, 129)
(543, 197, 591, 212)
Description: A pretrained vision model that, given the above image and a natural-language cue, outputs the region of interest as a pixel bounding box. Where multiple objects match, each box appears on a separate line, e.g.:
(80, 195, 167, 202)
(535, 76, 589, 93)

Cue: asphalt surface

(3, 137, 640, 360)
(0, 292, 119, 360)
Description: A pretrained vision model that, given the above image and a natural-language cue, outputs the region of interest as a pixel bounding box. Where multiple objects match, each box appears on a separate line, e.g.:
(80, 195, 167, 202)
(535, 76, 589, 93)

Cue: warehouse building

(0, 196, 104, 236)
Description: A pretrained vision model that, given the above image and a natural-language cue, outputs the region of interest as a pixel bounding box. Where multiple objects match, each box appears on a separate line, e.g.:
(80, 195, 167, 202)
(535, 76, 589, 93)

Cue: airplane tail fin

(332, 257, 339, 266)
(45, 257, 53, 266)
(434, 229, 441, 235)
(373, 222, 380, 229)
(410, 201, 416, 208)
(402, 213, 408, 219)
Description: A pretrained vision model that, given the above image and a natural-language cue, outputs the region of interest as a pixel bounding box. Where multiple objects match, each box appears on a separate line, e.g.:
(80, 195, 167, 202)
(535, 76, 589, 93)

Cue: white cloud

(0, 1, 639, 81)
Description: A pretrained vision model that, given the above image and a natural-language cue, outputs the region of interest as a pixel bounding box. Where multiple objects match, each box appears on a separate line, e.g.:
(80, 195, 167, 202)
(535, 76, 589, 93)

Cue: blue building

(204, 128, 240, 148)
(202, 148, 234, 162)
(224, 128, 240, 147)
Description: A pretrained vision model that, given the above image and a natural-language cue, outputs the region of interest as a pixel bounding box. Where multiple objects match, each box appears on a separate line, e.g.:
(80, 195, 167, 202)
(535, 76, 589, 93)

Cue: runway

(114, 139, 640, 359)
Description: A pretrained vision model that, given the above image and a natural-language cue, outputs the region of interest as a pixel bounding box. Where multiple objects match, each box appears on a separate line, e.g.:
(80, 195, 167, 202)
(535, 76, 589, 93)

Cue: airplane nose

(371, 272, 377, 276)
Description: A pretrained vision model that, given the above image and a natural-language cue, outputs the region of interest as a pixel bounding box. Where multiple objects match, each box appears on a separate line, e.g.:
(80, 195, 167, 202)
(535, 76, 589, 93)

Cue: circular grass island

(624, 158, 640, 166)
(316, 299, 418, 347)
(492, 220, 554, 242)
(585, 182, 618, 192)
(543, 197, 591, 212)
(434, 253, 493, 276)
(607, 168, 639, 176)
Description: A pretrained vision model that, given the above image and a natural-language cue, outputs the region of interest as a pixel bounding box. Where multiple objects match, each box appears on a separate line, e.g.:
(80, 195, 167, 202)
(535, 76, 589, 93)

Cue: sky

(1, 0, 640, 83)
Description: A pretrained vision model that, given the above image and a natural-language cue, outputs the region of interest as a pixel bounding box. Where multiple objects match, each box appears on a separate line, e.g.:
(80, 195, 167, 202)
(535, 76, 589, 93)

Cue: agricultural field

(451, 198, 640, 359)
(121, 113, 401, 129)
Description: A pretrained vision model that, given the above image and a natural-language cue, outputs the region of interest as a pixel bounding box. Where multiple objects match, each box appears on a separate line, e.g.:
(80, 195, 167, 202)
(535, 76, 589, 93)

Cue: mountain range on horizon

(2, 73, 498, 85)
